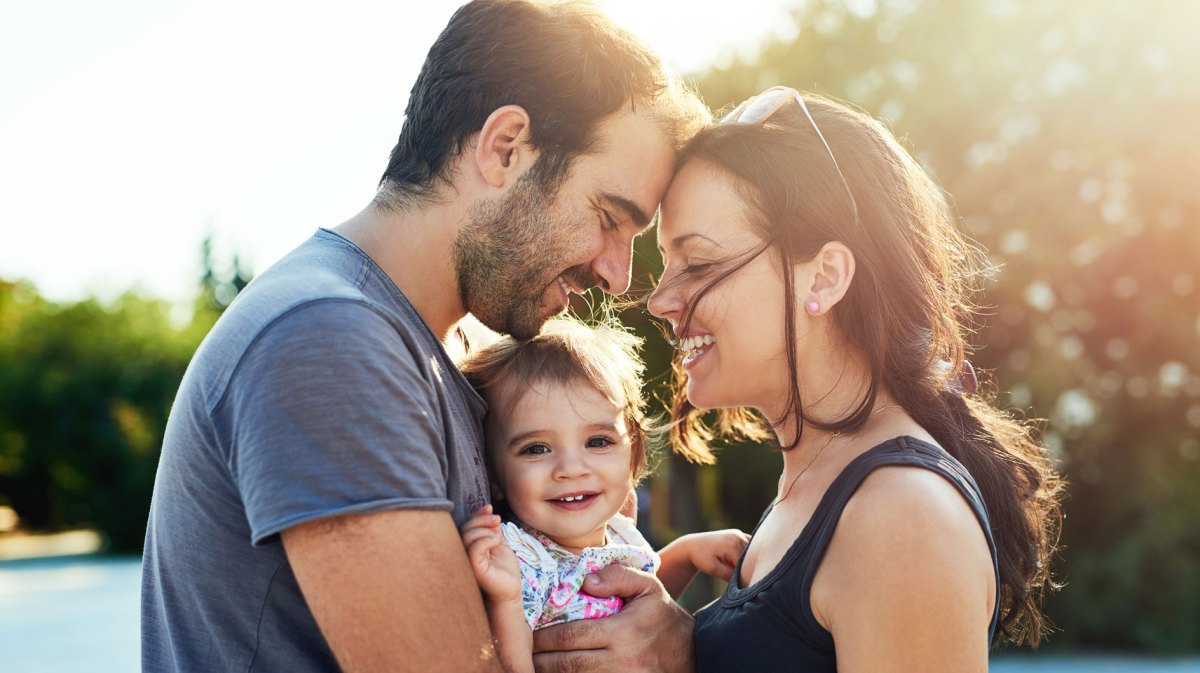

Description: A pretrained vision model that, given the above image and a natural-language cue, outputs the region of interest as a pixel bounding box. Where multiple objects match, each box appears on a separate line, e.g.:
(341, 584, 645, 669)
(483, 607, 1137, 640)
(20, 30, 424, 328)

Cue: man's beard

(453, 176, 590, 339)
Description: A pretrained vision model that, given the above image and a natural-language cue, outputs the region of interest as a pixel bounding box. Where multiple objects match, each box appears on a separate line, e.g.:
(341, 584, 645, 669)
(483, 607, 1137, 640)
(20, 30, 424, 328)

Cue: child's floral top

(500, 513, 659, 630)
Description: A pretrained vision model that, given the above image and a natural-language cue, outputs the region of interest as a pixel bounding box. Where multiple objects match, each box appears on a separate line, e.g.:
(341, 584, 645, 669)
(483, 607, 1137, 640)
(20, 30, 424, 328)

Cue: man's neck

(334, 199, 467, 340)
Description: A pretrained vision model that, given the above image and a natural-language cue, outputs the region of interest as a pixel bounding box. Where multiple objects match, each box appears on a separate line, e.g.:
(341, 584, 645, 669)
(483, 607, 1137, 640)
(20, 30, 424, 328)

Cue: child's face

(488, 379, 634, 554)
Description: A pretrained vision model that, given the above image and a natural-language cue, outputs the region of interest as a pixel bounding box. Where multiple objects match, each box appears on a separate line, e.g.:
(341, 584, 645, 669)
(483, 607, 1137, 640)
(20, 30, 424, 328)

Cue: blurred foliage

(0, 238, 249, 552)
(618, 0, 1200, 653)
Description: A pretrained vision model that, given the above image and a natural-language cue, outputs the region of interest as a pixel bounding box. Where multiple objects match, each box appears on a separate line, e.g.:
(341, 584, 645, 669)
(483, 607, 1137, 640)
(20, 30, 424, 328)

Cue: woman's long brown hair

(662, 94, 1063, 645)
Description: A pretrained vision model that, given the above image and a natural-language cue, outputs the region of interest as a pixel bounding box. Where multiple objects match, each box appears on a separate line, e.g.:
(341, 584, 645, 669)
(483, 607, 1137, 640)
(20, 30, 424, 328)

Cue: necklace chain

(773, 404, 903, 506)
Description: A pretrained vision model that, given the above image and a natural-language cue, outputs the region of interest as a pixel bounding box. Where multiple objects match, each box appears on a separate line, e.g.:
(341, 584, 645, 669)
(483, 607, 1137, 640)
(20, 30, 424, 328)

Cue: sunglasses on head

(721, 86, 861, 226)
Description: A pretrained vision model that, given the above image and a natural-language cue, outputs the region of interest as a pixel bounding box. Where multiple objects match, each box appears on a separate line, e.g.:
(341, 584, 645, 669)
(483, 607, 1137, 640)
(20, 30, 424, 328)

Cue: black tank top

(693, 436, 1000, 672)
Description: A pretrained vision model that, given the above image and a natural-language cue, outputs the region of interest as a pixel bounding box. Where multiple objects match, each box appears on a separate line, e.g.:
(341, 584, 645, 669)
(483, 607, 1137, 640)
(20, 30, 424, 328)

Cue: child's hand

(682, 529, 751, 582)
(460, 505, 521, 604)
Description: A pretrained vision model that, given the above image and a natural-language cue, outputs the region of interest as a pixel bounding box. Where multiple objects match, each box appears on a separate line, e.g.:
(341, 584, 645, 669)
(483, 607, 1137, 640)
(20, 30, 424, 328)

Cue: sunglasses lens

(731, 89, 789, 124)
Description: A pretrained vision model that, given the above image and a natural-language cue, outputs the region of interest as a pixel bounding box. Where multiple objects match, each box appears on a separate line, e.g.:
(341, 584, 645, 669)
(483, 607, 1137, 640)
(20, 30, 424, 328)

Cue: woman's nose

(647, 277, 679, 321)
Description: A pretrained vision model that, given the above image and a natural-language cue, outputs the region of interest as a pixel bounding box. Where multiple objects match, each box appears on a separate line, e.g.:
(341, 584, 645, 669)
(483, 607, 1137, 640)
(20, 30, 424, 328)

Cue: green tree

(0, 241, 251, 552)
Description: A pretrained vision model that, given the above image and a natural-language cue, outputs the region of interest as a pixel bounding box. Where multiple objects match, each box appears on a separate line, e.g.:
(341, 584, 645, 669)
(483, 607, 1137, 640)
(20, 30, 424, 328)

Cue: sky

(1, 0, 798, 306)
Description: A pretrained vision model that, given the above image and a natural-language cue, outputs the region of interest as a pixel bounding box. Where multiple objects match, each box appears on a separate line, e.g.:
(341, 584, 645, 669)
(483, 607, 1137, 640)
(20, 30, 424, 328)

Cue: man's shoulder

(235, 230, 378, 318)
(218, 230, 430, 348)
(185, 232, 435, 403)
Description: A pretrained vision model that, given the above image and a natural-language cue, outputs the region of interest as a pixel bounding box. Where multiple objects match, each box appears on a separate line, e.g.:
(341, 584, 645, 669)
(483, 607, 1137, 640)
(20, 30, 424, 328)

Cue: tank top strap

(789, 435, 1001, 646)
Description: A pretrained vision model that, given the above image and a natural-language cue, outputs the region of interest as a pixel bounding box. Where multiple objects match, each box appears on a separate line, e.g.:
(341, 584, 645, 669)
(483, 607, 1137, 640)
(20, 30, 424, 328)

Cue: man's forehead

(587, 109, 676, 221)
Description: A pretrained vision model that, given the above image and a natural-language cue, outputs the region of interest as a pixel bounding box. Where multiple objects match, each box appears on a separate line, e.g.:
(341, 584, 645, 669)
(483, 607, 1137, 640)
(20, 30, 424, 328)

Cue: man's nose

(591, 236, 635, 296)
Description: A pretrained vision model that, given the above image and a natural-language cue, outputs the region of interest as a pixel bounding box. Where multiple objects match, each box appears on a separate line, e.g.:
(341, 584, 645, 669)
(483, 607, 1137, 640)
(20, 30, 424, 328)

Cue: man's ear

(474, 105, 536, 189)
(799, 241, 855, 315)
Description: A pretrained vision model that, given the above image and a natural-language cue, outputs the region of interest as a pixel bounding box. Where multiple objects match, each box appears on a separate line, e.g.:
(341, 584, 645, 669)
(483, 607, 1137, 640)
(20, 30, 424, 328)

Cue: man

(141, 1, 708, 671)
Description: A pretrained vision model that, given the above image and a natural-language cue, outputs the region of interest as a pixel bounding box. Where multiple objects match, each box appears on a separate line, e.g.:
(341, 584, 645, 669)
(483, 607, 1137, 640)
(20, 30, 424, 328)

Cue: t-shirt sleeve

(216, 299, 453, 545)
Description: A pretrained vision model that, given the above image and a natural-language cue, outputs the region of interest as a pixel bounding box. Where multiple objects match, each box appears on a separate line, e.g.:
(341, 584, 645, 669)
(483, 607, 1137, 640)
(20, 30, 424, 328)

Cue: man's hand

(532, 565, 695, 673)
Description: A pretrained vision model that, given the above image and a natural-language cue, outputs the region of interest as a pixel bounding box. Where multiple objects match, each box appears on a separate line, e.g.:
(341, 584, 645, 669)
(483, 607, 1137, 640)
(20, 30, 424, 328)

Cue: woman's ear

(799, 241, 855, 316)
(474, 105, 536, 189)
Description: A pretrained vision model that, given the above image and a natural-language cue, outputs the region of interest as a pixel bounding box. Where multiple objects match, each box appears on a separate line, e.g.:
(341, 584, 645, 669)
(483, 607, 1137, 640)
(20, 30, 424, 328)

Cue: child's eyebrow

(507, 430, 548, 450)
(505, 423, 625, 449)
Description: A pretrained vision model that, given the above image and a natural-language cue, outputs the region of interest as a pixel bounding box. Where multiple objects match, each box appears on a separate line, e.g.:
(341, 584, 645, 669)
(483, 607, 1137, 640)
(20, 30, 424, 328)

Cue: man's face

(454, 109, 676, 338)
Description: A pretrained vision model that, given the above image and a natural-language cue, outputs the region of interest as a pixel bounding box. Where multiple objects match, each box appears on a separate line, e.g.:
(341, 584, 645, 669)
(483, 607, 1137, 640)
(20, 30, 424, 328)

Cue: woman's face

(648, 160, 793, 414)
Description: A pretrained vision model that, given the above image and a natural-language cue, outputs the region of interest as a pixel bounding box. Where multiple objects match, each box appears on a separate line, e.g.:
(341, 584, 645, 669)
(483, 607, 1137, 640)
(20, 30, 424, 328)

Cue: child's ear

(486, 463, 505, 501)
(619, 487, 638, 523)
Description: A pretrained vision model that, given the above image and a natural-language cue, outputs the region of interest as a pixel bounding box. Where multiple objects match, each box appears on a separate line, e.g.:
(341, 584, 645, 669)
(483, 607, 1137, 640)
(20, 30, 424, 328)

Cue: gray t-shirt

(141, 228, 489, 672)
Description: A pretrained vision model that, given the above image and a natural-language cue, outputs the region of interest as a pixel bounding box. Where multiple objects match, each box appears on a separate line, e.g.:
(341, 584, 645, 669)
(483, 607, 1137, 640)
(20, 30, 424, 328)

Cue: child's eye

(519, 443, 550, 456)
(586, 436, 615, 449)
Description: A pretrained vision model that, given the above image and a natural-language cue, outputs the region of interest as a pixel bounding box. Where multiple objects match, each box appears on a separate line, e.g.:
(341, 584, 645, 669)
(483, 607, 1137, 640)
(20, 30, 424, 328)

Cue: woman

(647, 87, 1062, 671)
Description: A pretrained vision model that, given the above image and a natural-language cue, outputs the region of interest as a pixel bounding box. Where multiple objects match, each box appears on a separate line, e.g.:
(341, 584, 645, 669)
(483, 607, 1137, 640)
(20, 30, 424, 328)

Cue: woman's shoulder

(836, 436, 988, 548)
(815, 437, 995, 613)
(812, 438, 997, 667)
(845, 460, 985, 540)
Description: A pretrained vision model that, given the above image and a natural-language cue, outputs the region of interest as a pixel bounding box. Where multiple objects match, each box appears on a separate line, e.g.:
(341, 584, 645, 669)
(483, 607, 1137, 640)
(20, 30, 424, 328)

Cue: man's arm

(283, 509, 505, 673)
(532, 565, 695, 673)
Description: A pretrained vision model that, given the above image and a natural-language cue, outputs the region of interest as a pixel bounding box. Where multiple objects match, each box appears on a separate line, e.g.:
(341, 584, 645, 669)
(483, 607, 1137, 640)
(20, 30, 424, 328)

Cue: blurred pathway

(1, 554, 1197, 672)
(0, 555, 140, 673)
(992, 655, 1200, 671)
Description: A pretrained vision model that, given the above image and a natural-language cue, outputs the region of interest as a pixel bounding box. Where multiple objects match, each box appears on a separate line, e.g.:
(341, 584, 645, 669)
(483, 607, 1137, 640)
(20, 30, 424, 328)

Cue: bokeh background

(2, 0, 1198, 669)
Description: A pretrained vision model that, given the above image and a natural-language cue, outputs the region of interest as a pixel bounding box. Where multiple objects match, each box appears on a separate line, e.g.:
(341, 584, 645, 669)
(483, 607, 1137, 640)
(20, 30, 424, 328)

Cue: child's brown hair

(460, 318, 654, 484)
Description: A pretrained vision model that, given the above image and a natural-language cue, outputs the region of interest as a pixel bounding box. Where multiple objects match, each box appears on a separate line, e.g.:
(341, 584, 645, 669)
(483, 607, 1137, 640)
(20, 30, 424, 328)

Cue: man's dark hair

(376, 0, 704, 208)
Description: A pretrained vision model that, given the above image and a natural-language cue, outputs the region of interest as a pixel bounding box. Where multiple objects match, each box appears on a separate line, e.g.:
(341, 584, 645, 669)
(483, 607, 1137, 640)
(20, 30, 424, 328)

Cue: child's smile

(487, 379, 634, 554)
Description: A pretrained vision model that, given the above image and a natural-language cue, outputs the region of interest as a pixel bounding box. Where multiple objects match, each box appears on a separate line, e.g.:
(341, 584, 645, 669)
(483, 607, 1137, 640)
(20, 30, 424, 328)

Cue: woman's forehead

(659, 163, 759, 250)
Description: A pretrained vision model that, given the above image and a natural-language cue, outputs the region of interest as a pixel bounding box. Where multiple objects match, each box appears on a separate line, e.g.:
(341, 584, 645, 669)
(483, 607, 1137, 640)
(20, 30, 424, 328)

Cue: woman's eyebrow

(657, 232, 724, 257)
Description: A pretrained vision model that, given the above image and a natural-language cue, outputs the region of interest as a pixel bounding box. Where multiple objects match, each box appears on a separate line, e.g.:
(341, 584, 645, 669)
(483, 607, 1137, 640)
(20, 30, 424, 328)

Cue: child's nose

(553, 451, 590, 479)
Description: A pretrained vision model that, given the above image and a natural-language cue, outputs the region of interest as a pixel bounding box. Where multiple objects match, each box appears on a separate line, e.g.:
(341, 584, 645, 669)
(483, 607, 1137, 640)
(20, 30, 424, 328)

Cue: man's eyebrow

(657, 232, 724, 257)
(601, 192, 651, 227)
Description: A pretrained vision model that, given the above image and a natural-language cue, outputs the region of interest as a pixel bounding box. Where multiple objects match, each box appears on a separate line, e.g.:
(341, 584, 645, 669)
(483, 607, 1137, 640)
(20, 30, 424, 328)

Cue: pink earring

(805, 300, 820, 315)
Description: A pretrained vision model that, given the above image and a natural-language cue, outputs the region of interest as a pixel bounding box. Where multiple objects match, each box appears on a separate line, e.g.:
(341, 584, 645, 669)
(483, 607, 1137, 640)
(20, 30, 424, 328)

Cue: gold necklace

(773, 404, 903, 506)
(773, 431, 838, 506)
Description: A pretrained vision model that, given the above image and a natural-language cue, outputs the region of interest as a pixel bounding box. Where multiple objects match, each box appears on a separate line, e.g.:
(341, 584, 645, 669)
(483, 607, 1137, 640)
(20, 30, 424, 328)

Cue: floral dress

(500, 513, 659, 629)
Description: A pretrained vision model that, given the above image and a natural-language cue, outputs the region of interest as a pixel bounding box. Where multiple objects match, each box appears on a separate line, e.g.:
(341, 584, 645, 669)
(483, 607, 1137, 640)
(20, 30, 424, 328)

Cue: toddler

(459, 319, 749, 672)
